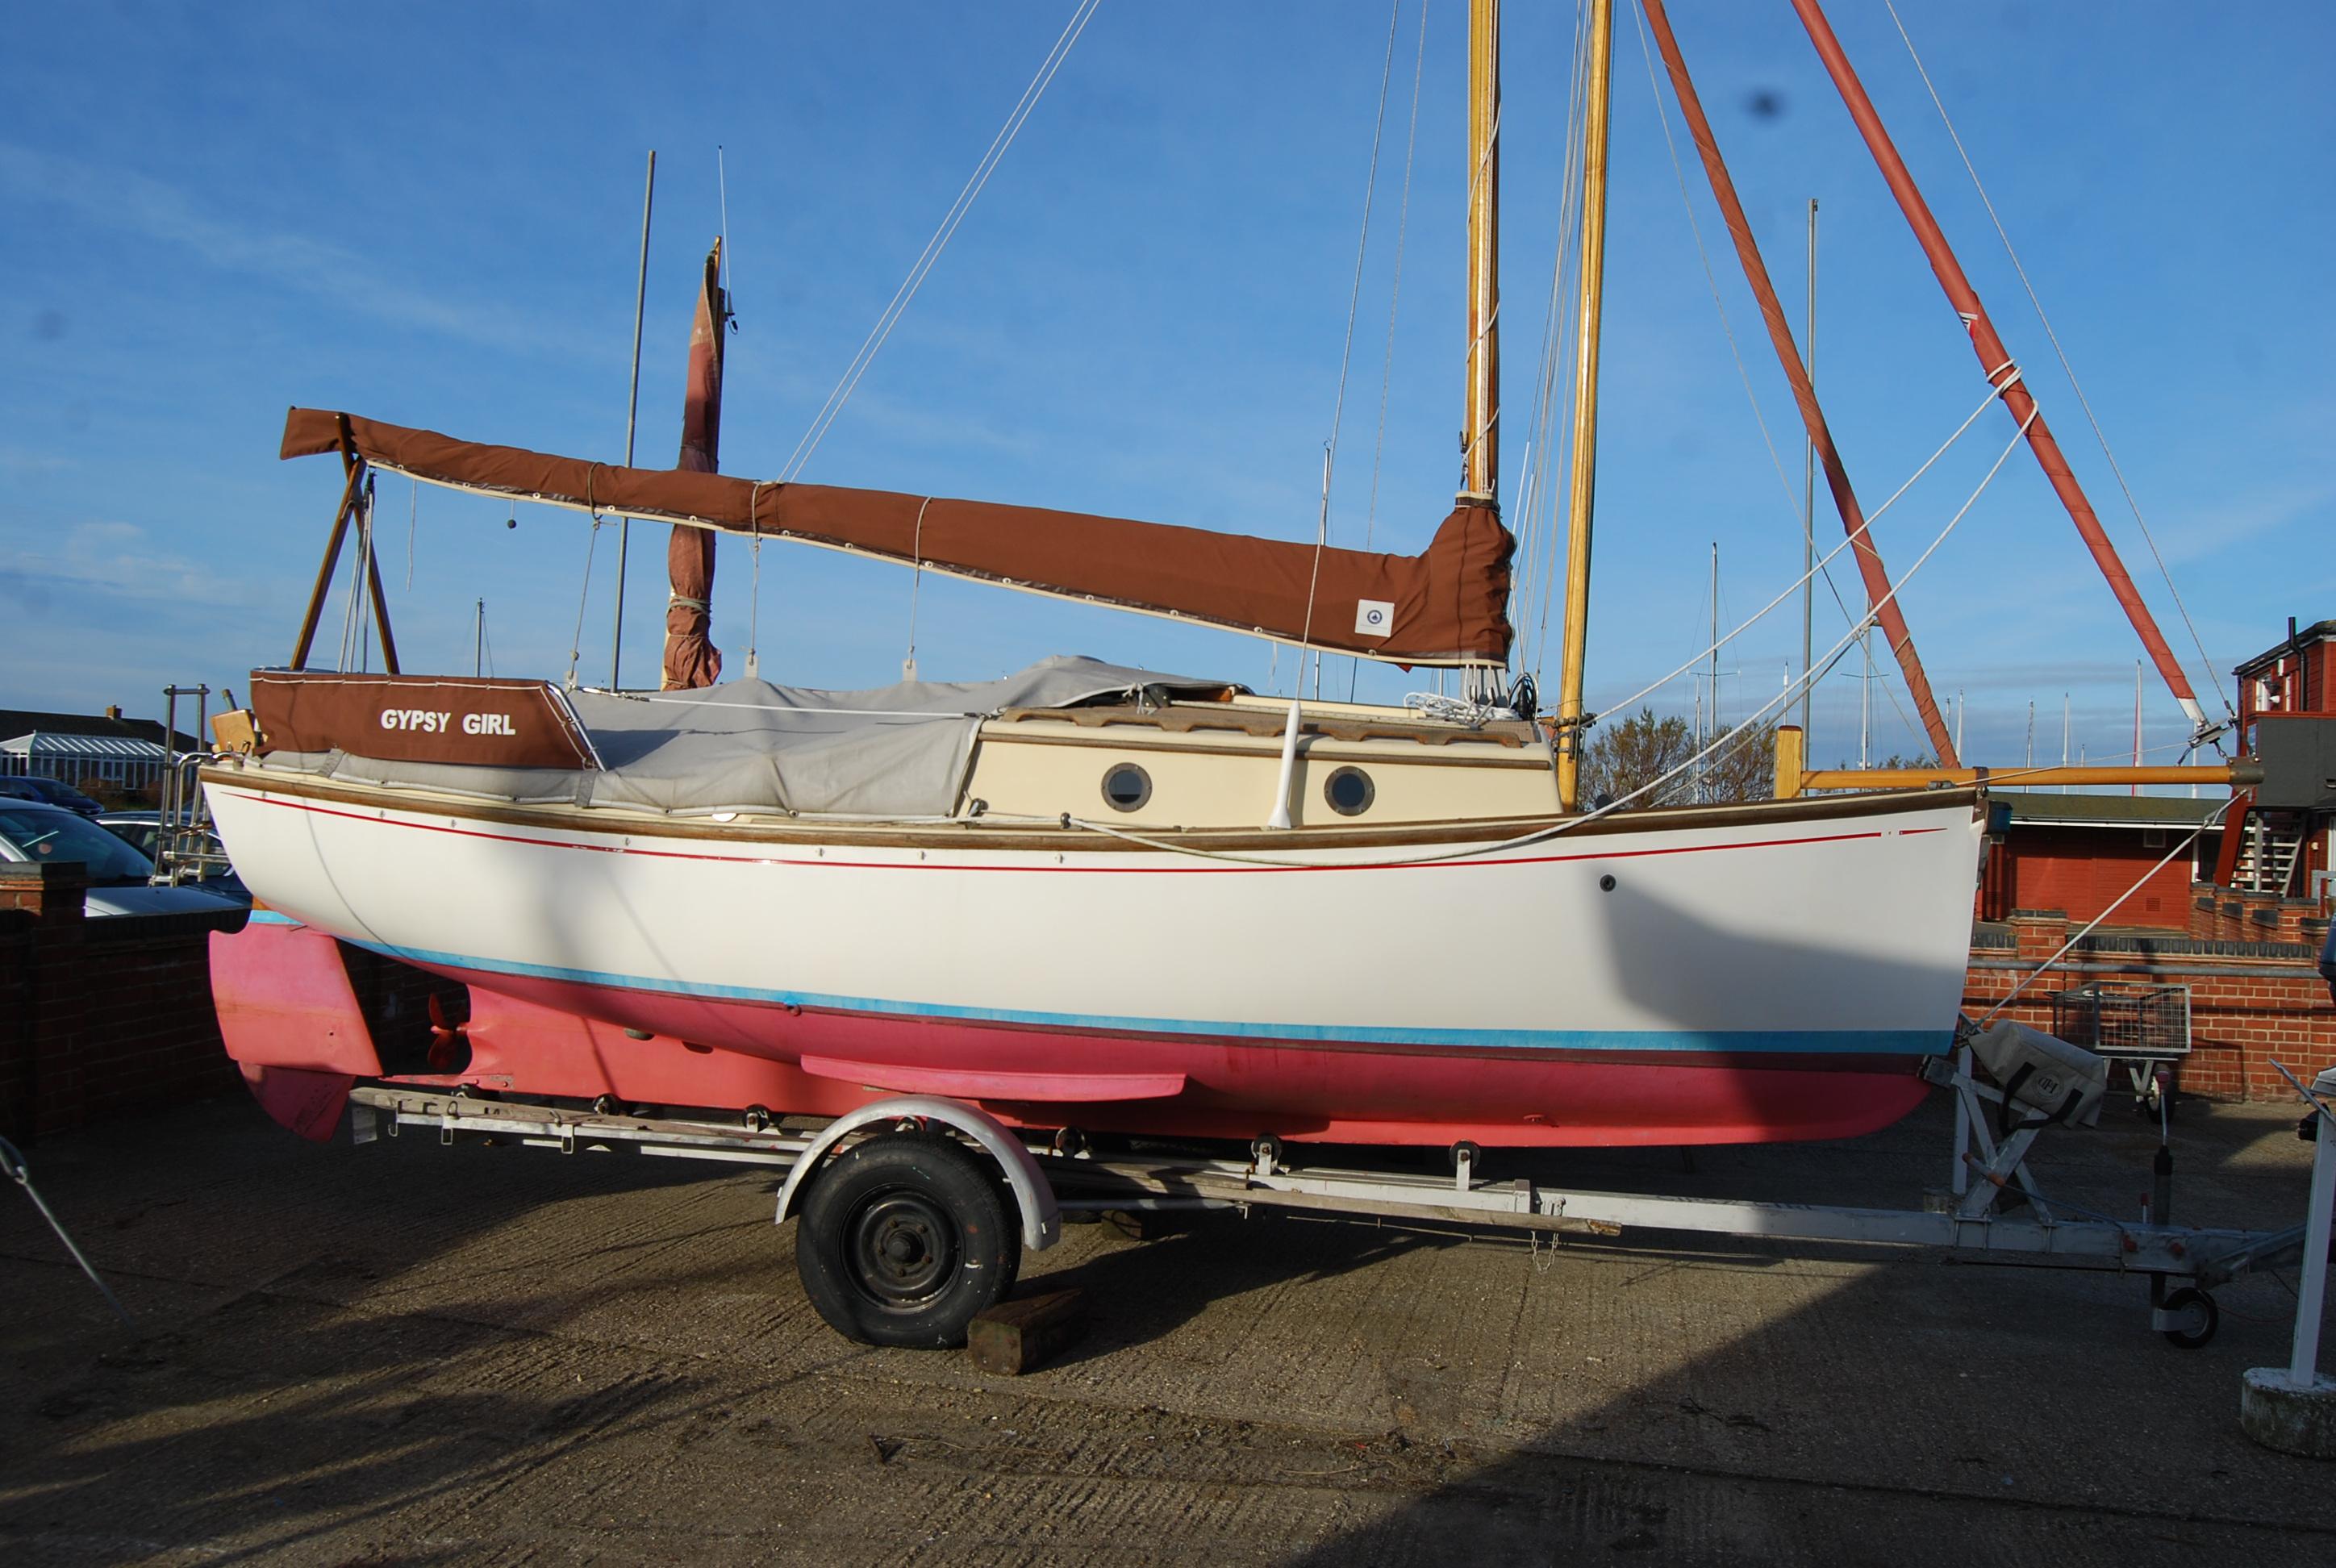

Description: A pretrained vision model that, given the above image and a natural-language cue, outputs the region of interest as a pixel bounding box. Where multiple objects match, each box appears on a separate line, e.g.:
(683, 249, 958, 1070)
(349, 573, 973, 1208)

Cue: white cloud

(0, 518, 276, 610)
(0, 143, 577, 359)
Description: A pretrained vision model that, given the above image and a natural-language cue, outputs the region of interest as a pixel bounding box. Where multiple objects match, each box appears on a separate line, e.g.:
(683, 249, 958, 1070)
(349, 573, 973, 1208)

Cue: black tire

(795, 1132, 1020, 1349)
(2160, 1286, 2218, 1349)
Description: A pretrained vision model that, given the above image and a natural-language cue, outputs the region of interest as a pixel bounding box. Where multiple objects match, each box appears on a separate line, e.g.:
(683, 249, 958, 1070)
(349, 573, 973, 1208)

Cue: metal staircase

(2233, 815, 2305, 895)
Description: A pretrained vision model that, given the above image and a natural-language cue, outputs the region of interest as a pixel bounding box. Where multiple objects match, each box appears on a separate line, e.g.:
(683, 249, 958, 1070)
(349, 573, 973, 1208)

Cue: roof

(2234, 618, 2335, 678)
(1994, 790, 2225, 828)
(0, 708, 200, 752)
(0, 733, 169, 761)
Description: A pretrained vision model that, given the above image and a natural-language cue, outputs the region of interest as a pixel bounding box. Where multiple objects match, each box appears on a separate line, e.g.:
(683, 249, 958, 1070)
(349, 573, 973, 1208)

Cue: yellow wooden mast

(1553, 0, 1613, 811)
(1460, 0, 1500, 507)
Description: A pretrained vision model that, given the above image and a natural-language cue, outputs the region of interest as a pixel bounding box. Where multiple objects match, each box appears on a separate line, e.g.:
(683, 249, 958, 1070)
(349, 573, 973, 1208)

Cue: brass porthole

(1323, 765, 1374, 817)
(1100, 761, 1152, 812)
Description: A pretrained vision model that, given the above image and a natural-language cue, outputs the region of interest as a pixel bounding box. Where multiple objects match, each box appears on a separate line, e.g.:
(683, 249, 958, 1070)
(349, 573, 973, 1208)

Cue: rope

(405, 473, 417, 592)
(1298, 0, 1403, 692)
(781, 0, 1103, 482)
(2, 1136, 130, 1324)
(1975, 799, 2234, 1028)
(1883, 2, 2233, 724)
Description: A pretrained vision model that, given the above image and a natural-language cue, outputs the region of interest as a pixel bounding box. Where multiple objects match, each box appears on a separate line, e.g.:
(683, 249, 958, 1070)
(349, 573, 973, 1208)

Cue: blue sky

(2, 2, 2328, 772)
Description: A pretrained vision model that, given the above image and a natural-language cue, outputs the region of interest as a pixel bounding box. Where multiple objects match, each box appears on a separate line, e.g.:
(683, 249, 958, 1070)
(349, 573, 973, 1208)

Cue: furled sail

(280, 408, 1514, 665)
(661, 239, 728, 690)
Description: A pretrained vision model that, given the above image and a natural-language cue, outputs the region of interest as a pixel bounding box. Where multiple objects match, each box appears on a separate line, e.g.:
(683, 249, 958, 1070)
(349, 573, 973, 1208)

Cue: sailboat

(202, 0, 2000, 1155)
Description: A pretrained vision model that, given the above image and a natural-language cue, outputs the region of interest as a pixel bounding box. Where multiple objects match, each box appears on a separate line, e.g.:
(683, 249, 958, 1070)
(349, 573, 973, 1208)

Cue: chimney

(104, 704, 122, 721)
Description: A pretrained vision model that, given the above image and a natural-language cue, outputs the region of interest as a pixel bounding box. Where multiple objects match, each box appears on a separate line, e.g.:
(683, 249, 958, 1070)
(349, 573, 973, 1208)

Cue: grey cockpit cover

(261, 656, 1236, 819)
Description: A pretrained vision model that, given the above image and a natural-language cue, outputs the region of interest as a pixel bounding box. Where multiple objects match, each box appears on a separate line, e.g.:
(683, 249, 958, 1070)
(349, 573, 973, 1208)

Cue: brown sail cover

(661, 240, 727, 690)
(282, 409, 1513, 665)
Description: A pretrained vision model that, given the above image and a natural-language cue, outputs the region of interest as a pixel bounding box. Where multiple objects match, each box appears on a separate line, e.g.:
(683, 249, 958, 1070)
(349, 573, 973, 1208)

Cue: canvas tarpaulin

(257, 655, 1237, 819)
(282, 407, 1514, 665)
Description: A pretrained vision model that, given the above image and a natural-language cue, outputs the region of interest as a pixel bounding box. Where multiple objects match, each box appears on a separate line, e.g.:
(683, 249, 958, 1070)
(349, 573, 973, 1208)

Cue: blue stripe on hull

(346, 937, 1952, 1059)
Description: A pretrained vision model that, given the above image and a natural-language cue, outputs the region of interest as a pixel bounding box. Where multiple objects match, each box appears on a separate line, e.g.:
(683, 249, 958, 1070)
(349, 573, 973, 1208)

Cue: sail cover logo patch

(1354, 599, 1394, 637)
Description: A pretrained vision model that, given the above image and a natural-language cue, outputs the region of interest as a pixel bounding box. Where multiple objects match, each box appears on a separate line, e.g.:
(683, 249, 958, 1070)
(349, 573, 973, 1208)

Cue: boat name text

(378, 709, 516, 736)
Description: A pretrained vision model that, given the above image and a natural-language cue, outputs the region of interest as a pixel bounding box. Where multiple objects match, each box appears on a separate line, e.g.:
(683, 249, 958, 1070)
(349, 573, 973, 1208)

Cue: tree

(1831, 753, 1939, 771)
(1579, 707, 1777, 809)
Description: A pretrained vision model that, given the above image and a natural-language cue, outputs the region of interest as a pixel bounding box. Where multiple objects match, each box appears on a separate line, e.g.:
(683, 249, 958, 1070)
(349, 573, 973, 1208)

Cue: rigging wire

(780, 0, 1103, 483)
(1975, 799, 2234, 1028)
(1349, 0, 1432, 703)
(1595, 380, 2001, 728)
(1012, 406, 2037, 870)
(1299, 0, 1404, 698)
(566, 507, 603, 688)
(1883, 1, 2234, 724)
(1624, 0, 1924, 753)
(1514, 0, 1594, 683)
(1362, 0, 1430, 560)
(716, 144, 735, 303)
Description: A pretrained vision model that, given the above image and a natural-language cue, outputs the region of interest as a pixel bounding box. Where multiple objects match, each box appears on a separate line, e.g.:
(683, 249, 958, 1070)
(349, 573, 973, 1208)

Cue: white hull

(205, 770, 1986, 1147)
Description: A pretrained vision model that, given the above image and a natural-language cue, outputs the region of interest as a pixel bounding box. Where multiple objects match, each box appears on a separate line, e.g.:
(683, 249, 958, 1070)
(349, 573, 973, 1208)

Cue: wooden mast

(1459, 0, 1500, 507)
(1553, 0, 1612, 811)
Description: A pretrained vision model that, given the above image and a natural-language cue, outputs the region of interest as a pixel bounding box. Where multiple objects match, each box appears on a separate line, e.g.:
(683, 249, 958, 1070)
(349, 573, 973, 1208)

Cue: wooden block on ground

(966, 1288, 1089, 1376)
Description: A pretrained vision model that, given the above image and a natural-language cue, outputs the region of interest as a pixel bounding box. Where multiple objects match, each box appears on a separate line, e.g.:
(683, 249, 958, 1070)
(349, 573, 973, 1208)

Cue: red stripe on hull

(421, 965, 1932, 1149)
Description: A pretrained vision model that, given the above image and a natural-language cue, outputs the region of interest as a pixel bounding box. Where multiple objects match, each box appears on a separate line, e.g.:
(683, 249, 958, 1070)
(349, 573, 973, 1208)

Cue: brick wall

(1967, 909, 2336, 1103)
(0, 865, 473, 1141)
(0, 864, 244, 1141)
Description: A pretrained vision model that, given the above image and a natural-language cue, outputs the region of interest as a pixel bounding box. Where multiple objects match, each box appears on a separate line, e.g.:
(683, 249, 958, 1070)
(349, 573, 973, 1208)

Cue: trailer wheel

(2159, 1286, 2218, 1349)
(795, 1132, 1020, 1349)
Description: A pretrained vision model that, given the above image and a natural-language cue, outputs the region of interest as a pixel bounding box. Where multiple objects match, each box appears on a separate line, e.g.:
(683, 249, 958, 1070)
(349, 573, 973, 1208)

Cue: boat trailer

(341, 1045, 2311, 1353)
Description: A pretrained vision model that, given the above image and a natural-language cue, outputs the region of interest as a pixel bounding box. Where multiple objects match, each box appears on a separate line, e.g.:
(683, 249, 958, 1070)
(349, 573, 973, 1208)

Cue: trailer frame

(344, 1042, 2308, 1351)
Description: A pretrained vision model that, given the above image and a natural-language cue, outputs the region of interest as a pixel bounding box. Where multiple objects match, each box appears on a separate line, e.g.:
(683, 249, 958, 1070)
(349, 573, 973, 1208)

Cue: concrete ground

(2, 1088, 2330, 1565)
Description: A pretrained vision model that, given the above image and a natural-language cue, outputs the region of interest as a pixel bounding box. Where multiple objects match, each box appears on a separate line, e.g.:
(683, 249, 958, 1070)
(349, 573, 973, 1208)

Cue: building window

(2143, 828, 2167, 849)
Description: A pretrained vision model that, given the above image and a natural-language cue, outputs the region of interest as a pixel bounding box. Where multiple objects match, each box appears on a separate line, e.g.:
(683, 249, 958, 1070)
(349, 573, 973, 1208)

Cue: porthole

(1323, 765, 1374, 817)
(1100, 761, 1152, 812)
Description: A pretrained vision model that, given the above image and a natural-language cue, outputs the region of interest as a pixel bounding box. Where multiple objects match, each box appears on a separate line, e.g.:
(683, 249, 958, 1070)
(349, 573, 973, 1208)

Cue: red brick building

(2221, 616, 2334, 903)
(1977, 791, 2221, 929)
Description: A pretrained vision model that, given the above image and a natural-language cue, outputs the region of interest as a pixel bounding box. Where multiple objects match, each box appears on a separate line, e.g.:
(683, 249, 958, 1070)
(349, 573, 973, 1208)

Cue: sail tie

(744, 481, 765, 679)
(903, 495, 932, 680)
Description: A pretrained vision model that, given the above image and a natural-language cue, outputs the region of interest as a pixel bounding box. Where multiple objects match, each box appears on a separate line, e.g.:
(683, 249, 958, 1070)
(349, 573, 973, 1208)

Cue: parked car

(0, 800, 243, 915)
(0, 775, 105, 816)
(96, 811, 252, 904)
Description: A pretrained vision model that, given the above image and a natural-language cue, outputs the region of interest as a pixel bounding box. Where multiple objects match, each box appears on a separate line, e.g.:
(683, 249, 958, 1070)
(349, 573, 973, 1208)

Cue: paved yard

(2, 1089, 2330, 1563)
